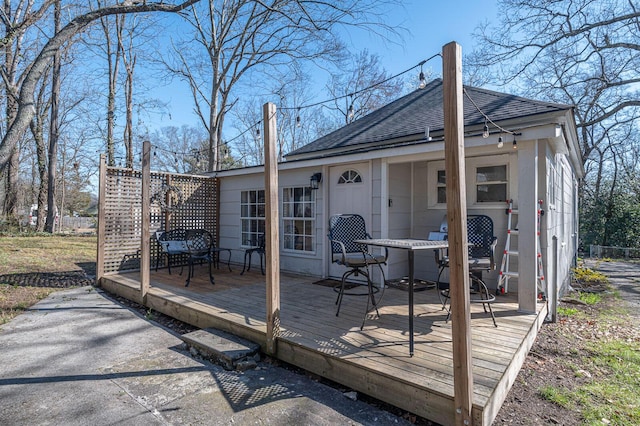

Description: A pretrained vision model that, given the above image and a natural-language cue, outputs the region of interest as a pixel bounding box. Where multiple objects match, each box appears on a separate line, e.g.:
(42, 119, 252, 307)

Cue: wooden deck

(100, 265, 546, 426)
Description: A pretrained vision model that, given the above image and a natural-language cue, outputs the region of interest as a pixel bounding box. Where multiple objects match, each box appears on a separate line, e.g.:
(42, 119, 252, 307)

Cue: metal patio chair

(240, 233, 265, 275)
(156, 229, 187, 274)
(328, 214, 388, 329)
(184, 229, 215, 287)
(435, 214, 498, 326)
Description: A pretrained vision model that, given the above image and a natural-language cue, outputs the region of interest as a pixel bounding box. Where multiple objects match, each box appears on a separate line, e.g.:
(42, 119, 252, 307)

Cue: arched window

(338, 170, 362, 184)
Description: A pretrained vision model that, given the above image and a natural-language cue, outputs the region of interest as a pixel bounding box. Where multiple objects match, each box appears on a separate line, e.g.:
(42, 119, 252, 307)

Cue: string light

(121, 55, 446, 170)
(418, 62, 427, 89)
(463, 88, 520, 149)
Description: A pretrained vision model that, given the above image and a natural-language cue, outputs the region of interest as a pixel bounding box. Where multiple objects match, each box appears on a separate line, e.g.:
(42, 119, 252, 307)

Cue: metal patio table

(355, 238, 448, 356)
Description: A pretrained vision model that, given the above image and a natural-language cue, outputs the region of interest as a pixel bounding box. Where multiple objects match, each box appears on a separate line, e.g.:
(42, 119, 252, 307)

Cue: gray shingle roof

(285, 79, 572, 159)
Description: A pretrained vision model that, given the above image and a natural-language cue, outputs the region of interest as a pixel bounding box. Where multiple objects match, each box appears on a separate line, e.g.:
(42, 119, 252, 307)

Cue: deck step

(181, 328, 261, 371)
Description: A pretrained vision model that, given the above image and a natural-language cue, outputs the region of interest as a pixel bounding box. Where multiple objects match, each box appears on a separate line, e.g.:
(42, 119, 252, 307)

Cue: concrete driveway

(0, 286, 410, 425)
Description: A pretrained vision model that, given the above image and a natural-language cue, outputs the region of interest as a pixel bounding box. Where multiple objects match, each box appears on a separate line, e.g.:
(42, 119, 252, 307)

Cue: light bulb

(348, 103, 355, 120)
(296, 115, 301, 127)
(419, 71, 427, 89)
(497, 136, 503, 148)
(512, 138, 517, 149)
(483, 121, 489, 138)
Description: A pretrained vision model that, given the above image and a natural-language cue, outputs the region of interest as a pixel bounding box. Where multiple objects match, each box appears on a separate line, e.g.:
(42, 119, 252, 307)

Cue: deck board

(101, 265, 545, 426)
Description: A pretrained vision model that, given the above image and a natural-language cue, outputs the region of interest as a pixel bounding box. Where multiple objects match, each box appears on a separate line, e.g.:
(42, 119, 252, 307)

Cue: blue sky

(339, 0, 498, 77)
(148, 0, 499, 131)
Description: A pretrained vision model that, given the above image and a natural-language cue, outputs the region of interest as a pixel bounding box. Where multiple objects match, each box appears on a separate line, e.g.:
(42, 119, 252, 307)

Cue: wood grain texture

(101, 267, 546, 426)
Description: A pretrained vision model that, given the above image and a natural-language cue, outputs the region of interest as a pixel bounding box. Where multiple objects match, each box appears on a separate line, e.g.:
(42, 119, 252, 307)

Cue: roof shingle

(285, 79, 572, 159)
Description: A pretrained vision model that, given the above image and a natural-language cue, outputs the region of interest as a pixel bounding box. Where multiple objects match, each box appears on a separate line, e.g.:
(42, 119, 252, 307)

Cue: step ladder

(496, 199, 546, 300)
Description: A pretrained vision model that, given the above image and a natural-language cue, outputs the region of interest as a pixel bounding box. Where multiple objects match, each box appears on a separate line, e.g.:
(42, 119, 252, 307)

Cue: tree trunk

(0, 0, 202, 172)
(45, 0, 61, 233)
(29, 118, 48, 232)
(2, 0, 18, 218)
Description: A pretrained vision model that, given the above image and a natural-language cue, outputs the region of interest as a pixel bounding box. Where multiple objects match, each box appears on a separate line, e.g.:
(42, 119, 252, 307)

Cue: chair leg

(474, 276, 497, 327)
(360, 269, 380, 330)
(335, 270, 351, 316)
(185, 259, 193, 287)
(225, 250, 232, 272)
(241, 251, 251, 275)
(259, 252, 264, 275)
(208, 257, 215, 285)
(437, 266, 449, 310)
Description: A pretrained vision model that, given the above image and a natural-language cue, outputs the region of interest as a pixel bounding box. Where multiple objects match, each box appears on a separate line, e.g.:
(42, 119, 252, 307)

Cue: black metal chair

(435, 215, 498, 326)
(241, 234, 265, 275)
(211, 243, 233, 272)
(328, 214, 388, 329)
(184, 229, 215, 287)
(156, 229, 187, 274)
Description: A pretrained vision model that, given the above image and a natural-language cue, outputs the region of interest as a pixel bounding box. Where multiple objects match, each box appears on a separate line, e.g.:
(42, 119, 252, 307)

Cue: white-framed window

(475, 165, 507, 203)
(548, 158, 557, 208)
(428, 155, 510, 206)
(240, 189, 265, 246)
(436, 170, 447, 204)
(282, 187, 315, 252)
(338, 169, 362, 184)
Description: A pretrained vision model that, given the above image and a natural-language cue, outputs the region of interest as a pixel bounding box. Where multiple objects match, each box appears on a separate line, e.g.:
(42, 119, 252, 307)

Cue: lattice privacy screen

(100, 166, 219, 274)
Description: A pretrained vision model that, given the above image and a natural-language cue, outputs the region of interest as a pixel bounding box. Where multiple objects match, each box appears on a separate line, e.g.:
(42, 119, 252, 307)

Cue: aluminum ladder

(496, 199, 546, 300)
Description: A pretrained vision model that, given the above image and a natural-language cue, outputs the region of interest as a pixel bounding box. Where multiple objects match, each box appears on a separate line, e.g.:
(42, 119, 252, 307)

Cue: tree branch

(0, 0, 202, 172)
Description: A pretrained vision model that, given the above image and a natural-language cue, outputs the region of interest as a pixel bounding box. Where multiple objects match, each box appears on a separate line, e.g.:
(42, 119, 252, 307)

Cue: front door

(328, 163, 370, 279)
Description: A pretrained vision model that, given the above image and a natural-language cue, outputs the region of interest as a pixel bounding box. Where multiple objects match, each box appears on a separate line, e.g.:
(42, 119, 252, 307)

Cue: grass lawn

(0, 234, 96, 324)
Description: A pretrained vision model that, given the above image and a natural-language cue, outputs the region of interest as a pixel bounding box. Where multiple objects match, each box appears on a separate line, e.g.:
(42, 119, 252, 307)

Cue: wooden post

(263, 102, 280, 355)
(96, 154, 107, 287)
(443, 41, 474, 425)
(517, 140, 538, 313)
(140, 141, 151, 303)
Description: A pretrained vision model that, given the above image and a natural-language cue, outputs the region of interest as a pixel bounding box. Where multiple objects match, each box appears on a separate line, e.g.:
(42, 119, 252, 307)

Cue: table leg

(408, 250, 414, 356)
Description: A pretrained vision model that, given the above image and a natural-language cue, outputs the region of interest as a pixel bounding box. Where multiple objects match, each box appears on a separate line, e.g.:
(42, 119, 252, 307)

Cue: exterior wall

(218, 167, 325, 276)
(409, 151, 519, 288)
(216, 126, 580, 313)
(387, 162, 413, 278)
(541, 143, 578, 319)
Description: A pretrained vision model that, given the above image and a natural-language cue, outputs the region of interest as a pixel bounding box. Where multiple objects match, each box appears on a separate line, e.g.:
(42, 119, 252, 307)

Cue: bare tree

(1, 0, 53, 218)
(29, 45, 54, 232)
(467, 0, 640, 246)
(162, 0, 401, 171)
(45, 0, 62, 233)
(150, 124, 208, 173)
(97, 3, 123, 167)
(0, 0, 202, 177)
(118, 14, 136, 168)
(468, 0, 640, 162)
(326, 49, 409, 125)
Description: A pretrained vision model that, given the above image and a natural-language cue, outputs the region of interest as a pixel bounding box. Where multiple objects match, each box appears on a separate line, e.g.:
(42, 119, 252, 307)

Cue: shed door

(328, 163, 370, 279)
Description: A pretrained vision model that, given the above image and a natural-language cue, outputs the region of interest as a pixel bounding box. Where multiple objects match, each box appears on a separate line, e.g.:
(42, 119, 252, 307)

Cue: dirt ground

(492, 259, 640, 425)
(6, 258, 639, 425)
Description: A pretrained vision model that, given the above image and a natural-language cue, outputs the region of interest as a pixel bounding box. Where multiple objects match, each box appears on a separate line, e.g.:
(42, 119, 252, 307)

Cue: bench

(155, 229, 232, 273)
